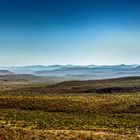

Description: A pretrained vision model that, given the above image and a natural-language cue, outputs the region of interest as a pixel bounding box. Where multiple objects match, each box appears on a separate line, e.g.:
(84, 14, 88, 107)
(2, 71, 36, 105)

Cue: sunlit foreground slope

(0, 77, 140, 140)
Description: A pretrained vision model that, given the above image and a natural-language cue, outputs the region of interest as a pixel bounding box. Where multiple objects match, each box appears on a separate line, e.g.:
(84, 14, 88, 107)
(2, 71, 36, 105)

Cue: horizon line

(0, 64, 139, 67)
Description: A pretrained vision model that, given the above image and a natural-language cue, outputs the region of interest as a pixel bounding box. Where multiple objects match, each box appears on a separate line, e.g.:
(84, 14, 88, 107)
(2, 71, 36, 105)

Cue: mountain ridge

(0, 64, 140, 80)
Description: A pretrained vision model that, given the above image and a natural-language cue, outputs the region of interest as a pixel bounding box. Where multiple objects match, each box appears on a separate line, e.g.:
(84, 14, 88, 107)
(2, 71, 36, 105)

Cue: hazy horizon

(0, 0, 140, 66)
(0, 63, 140, 67)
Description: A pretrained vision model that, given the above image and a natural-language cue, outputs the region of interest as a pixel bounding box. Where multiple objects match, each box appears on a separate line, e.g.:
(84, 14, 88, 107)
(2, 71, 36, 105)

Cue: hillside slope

(0, 74, 62, 84)
(2, 76, 140, 94)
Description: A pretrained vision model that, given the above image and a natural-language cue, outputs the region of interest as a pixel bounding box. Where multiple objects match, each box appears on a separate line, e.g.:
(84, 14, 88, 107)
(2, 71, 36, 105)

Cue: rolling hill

(1, 76, 140, 94)
(0, 70, 14, 75)
(0, 74, 63, 84)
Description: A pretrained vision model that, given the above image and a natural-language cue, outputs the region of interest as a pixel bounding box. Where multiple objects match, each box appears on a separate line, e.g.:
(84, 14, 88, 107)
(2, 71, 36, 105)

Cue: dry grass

(0, 77, 140, 139)
(0, 94, 140, 113)
(0, 126, 136, 140)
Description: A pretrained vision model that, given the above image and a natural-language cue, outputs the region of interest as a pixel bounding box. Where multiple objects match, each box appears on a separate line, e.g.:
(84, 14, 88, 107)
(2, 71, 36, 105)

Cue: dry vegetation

(0, 94, 140, 113)
(1, 94, 140, 139)
(0, 77, 140, 139)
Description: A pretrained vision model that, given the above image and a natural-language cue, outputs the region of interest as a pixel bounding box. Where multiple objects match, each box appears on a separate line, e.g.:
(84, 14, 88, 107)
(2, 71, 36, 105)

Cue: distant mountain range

(0, 64, 140, 80)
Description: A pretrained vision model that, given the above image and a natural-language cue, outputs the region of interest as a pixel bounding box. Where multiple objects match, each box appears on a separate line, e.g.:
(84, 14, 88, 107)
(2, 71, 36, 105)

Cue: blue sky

(0, 0, 140, 66)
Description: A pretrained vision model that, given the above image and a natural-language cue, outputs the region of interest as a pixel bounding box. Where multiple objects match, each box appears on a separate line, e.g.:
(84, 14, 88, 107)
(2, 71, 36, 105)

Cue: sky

(0, 0, 140, 66)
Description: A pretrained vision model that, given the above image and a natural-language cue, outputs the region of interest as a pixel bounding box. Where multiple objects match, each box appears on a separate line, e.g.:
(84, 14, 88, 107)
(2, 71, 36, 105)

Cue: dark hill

(136, 66, 140, 69)
(0, 70, 14, 75)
